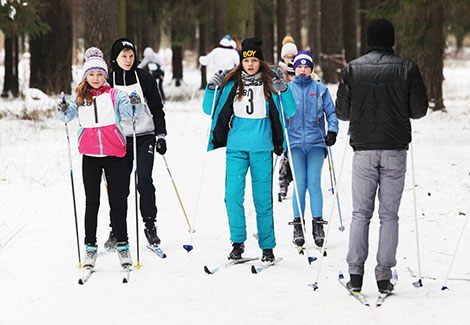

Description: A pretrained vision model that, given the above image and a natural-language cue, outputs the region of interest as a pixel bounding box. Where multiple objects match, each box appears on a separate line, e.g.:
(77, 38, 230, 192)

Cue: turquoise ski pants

(225, 150, 275, 249)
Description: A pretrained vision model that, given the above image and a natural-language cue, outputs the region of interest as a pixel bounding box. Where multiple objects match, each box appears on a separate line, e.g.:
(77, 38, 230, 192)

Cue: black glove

(274, 146, 284, 156)
(324, 131, 337, 146)
(129, 93, 142, 105)
(156, 138, 167, 155)
(57, 101, 69, 113)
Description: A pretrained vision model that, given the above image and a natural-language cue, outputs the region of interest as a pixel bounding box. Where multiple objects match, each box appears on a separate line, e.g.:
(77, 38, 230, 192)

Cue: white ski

(251, 257, 283, 274)
(78, 266, 93, 285)
(204, 257, 258, 274)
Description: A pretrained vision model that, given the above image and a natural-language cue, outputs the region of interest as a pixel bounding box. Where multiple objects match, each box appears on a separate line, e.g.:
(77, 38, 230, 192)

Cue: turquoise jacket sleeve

(202, 86, 219, 115)
(115, 90, 143, 120)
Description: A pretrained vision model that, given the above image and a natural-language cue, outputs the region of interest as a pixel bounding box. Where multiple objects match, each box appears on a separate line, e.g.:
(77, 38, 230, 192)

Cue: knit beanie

(82, 47, 108, 80)
(281, 36, 298, 59)
(293, 51, 314, 70)
(367, 18, 395, 47)
(240, 38, 264, 61)
(110, 38, 137, 70)
(286, 62, 295, 75)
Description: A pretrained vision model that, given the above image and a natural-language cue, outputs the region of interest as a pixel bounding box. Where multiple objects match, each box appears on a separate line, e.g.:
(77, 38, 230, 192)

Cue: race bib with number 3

(233, 86, 267, 119)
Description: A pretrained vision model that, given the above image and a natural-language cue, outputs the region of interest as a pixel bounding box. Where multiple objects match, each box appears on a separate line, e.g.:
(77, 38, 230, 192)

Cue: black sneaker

(261, 248, 275, 262)
(347, 274, 363, 292)
(228, 242, 245, 260)
(103, 231, 117, 251)
(377, 280, 394, 293)
(292, 218, 305, 246)
(144, 226, 161, 246)
(312, 218, 327, 247)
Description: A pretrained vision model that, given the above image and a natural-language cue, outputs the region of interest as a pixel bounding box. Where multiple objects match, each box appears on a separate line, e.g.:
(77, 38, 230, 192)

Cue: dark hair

(223, 60, 275, 101)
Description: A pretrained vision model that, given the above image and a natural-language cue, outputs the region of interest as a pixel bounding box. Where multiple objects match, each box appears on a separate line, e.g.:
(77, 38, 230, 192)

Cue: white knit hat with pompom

(82, 47, 108, 80)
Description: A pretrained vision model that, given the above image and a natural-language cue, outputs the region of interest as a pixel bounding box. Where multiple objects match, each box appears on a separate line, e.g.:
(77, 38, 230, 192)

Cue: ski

(122, 265, 131, 283)
(338, 272, 370, 306)
(146, 244, 167, 258)
(204, 257, 258, 275)
(78, 266, 93, 285)
(375, 271, 398, 307)
(251, 257, 283, 274)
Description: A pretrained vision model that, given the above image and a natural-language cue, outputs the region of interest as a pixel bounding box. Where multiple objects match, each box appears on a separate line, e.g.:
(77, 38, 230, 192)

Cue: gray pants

(347, 150, 407, 281)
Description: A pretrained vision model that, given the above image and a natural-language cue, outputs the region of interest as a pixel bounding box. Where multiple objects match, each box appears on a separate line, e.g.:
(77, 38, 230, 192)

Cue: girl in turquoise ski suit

(202, 38, 296, 261)
(288, 51, 338, 248)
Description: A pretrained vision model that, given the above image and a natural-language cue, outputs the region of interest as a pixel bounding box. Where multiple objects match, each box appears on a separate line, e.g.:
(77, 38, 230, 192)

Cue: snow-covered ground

(0, 58, 469, 325)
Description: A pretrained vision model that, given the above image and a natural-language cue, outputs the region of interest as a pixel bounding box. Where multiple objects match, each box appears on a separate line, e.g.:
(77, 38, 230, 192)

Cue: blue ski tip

(338, 272, 345, 280)
(183, 245, 193, 252)
(441, 286, 449, 291)
(308, 256, 317, 264)
(412, 279, 423, 288)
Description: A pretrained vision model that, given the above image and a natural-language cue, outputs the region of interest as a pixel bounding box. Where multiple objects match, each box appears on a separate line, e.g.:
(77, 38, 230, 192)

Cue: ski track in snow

(0, 60, 469, 324)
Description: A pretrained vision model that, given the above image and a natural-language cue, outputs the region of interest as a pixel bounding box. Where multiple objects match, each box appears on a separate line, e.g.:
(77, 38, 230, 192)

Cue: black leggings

(82, 155, 128, 245)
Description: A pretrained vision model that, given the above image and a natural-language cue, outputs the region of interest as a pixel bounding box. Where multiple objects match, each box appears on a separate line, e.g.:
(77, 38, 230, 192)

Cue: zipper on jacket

(93, 97, 98, 123)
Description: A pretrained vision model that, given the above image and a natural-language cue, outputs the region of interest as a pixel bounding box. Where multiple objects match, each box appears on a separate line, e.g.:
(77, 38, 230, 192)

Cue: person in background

(138, 47, 166, 104)
(336, 18, 428, 294)
(105, 38, 167, 251)
(199, 35, 240, 77)
(287, 51, 338, 248)
(202, 38, 296, 262)
(56, 47, 142, 268)
(277, 36, 298, 201)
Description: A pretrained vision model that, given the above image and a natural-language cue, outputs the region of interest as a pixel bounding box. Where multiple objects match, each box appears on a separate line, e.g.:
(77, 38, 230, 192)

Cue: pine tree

(30, 0, 72, 95)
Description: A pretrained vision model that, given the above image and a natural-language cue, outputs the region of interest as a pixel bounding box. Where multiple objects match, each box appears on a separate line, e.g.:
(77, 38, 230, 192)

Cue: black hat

(240, 38, 264, 61)
(367, 18, 395, 47)
(110, 38, 138, 70)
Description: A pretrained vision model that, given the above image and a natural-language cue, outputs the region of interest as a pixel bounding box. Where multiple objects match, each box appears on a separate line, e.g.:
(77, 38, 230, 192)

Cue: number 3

(246, 88, 254, 114)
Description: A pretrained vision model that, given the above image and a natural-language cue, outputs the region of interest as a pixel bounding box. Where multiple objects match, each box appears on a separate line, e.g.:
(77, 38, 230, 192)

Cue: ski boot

(144, 225, 161, 246)
(347, 274, 363, 292)
(83, 244, 98, 268)
(116, 242, 133, 267)
(228, 242, 245, 260)
(291, 218, 305, 247)
(261, 248, 275, 262)
(103, 231, 117, 251)
(278, 185, 288, 202)
(312, 218, 327, 247)
(377, 279, 394, 294)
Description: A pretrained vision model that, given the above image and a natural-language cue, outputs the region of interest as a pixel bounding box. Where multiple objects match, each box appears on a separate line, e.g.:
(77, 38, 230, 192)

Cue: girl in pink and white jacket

(57, 47, 142, 269)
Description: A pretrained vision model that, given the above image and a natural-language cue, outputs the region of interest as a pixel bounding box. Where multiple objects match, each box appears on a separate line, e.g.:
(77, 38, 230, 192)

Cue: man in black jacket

(105, 38, 167, 249)
(336, 19, 428, 294)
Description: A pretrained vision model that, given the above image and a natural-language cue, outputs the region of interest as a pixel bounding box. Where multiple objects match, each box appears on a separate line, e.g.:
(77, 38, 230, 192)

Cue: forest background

(0, 0, 469, 113)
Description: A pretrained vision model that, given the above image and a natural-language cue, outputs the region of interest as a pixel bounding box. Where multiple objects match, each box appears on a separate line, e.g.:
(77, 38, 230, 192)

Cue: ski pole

(311, 129, 349, 290)
(185, 78, 221, 253)
(277, 90, 317, 265)
(131, 92, 142, 268)
(61, 91, 82, 269)
(441, 211, 469, 290)
(410, 141, 423, 287)
(319, 125, 345, 232)
(162, 155, 193, 232)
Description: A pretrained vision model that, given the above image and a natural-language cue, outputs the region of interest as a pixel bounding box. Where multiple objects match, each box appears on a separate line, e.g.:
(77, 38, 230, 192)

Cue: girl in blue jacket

(288, 51, 338, 248)
(202, 38, 296, 262)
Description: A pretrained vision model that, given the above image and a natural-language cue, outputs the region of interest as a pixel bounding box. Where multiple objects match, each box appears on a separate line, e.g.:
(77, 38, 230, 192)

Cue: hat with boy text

(240, 38, 264, 61)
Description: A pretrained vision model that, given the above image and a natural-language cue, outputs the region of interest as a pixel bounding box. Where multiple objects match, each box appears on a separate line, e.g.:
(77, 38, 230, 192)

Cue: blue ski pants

(291, 146, 325, 219)
(225, 150, 275, 249)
